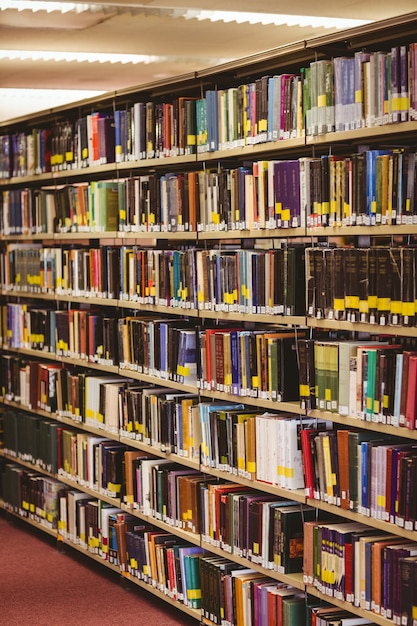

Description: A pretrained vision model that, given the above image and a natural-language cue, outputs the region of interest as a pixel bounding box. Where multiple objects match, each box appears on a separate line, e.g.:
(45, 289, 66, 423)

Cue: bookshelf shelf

(200, 540, 306, 590)
(57, 474, 122, 509)
(57, 535, 122, 574)
(198, 310, 306, 326)
(198, 227, 307, 240)
(196, 137, 307, 162)
(306, 586, 393, 626)
(305, 119, 417, 146)
(307, 224, 417, 237)
(307, 317, 417, 337)
(2, 12, 417, 625)
(120, 504, 202, 547)
(120, 570, 202, 621)
(2, 505, 58, 539)
(118, 436, 200, 470)
(118, 369, 198, 395)
(2, 450, 55, 478)
(198, 389, 302, 414)
(308, 408, 417, 440)
(307, 498, 417, 542)
(199, 465, 306, 503)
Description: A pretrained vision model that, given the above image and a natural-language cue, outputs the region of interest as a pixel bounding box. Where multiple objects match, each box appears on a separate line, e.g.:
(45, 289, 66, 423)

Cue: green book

(282, 595, 306, 625)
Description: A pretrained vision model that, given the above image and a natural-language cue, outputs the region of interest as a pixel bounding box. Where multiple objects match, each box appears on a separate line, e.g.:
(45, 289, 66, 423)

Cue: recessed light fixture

(0, 1, 372, 30)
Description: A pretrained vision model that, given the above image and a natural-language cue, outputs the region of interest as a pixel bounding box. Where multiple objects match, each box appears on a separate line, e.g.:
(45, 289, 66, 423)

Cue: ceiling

(0, 0, 416, 122)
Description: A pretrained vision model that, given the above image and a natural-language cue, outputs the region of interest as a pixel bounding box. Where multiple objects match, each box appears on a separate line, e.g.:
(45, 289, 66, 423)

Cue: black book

(389, 247, 402, 325)
(298, 338, 316, 410)
(401, 247, 415, 326)
(376, 247, 392, 325)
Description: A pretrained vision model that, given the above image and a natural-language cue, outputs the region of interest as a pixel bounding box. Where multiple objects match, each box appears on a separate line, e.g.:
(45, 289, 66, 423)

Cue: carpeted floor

(0, 512, 198, 625)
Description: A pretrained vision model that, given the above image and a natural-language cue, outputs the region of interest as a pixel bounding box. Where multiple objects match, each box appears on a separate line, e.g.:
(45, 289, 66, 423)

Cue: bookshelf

(2, 11, 417, 625)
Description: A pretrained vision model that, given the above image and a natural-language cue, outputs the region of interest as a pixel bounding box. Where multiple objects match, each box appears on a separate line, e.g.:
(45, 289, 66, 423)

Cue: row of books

(1, 462, 62, 529)
(0, 460, 379, 626)
(7, 369, 417, 539)
(58, 483, 311, 621)
(1, 163, 304, 235)
(2, 244, 121, 300)
(1, 305, 302, 401)
(298, 337, 417, 429)
(301, 423, 417, 527)
(1, 243, 306, 317)
(304, 519, 417, 623)
(1, 305, 197, 384)
(2, 43, 417, 180)
(306, 246, 417, 327)
(3, 147, 417, 235)
(10, 367, 417, 536)
(2, 407, 313, 576)
(9, 242, 417, 329)
(1, 354, 311, 488)
(3, 410, 128, 498)
(196, 328, 301, 403)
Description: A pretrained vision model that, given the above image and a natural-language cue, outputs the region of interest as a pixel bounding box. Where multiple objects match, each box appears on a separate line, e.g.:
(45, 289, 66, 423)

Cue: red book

(405, 354, 417, 429)
(300, 428, 315, 499)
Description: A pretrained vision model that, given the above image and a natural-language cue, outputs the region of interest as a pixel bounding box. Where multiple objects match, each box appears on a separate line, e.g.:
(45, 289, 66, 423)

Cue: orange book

(244, 416, 257, 480)
(371, 537, 404, 614)
(337, 429, 350, 510)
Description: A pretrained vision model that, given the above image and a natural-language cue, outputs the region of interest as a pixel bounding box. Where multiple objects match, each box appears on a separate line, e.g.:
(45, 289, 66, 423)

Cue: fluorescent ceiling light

(0, 1, 90, 12)
(0, 50, 165, 64)
(0, 49, 233, 66)
(183, 10, 371, 29)
(0, 88, 106, 122)
(0, 1, 372, 29)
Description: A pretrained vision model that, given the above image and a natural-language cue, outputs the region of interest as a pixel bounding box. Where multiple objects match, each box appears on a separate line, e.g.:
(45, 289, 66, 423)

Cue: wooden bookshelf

(2, 12, 417, 625)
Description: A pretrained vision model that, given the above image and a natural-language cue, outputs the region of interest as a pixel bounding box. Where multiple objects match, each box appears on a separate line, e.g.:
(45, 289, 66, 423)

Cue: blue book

(366, 149, 390, 224)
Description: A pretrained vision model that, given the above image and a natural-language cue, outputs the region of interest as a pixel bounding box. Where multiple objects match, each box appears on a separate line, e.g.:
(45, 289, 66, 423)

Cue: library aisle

(0, 512, 196, 625)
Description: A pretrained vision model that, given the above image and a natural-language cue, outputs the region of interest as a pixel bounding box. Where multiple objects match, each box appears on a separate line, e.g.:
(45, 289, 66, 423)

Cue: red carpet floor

(0, 512, 198, 625)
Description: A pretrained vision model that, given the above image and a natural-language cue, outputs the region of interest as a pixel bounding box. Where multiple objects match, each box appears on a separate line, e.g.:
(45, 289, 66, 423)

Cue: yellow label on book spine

(318, 94, 327, 108)
(402, 302, 415, 316)
(282, 209, 290, 222)
(177, 365, 190, 376)
(355, 90, 362, 103)
(108, 482, 121, 493)
(391, 301, 402, 314)
(359, 300, 369, 313)
(377, 495, 386, 508)
(378, 298, 390, 311)
(247, 461, 256, 474)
